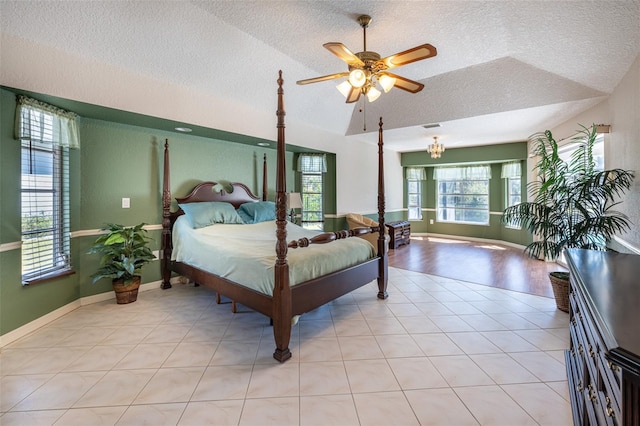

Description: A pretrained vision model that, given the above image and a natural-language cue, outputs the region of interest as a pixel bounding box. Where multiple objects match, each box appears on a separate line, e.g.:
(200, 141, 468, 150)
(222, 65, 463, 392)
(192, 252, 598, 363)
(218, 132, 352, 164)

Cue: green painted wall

(402, 142, 527, 167)
(401, 143, 531, 246)
(0, 90, 82, 334)
(324, 154, 337, 218)
(0, 87, 333, 336)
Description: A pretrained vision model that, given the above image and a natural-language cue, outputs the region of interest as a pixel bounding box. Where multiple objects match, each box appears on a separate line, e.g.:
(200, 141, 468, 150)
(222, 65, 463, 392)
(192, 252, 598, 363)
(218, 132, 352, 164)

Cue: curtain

(15, 95, 80, 149)
(501, 161, 521, 179)
(433, 165, 491, 180)
(297, 153, 327, 173)
(404, 167, 426, 180)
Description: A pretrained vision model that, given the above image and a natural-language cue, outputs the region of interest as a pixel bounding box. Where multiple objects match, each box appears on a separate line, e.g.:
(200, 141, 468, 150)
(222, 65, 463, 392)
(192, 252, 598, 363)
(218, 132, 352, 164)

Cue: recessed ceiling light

(257, 142, 270, 147)
(175, 127, 192, 132)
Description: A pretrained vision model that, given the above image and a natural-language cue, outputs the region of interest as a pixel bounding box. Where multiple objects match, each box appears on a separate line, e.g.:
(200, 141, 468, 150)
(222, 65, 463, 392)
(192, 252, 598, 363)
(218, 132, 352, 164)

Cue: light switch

(122, 198, 130, 208)
(429, 219, 434, 224)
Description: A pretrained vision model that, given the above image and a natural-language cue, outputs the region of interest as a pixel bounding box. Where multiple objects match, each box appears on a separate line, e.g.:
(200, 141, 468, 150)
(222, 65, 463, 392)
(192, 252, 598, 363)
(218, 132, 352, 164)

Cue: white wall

(551, 55, 640, 253)
(0, 34, 404, 217)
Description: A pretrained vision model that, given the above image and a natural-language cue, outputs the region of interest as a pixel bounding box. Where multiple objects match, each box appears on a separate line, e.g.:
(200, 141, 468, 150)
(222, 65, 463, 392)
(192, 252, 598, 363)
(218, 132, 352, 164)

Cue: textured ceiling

(1, 1, 639, 152)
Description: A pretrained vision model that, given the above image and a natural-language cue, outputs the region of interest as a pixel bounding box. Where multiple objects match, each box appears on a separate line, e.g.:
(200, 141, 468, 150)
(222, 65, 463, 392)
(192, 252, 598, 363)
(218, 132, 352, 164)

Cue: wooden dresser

(565, 249, 640, 426)
(386, 221, 410, 250)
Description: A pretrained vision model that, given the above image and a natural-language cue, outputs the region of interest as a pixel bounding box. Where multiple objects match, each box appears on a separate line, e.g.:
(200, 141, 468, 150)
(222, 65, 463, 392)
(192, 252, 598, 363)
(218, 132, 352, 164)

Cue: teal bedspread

(171, 216, 376, 296)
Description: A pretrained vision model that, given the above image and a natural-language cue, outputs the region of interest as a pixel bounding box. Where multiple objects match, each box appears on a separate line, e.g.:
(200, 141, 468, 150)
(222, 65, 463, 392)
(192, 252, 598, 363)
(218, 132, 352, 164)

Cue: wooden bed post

(377, 118, 388, 299)
(161, 139, 172, 289)
(273, 70, 292, 362)
(262, 153, 268, 201)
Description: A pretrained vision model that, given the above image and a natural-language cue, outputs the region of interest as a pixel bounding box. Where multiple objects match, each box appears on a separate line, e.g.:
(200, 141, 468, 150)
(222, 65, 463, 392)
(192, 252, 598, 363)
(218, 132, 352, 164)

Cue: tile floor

(0, 267, 572, 425)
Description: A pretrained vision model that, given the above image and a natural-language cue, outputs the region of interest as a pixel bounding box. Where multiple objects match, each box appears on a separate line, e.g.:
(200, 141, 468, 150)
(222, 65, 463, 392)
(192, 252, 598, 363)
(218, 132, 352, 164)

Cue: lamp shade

(348, 69, 367, 88)
(366, 87, 381, 103)
(336, 80, 352, 98)
(286, 192, 303, 209)
(378, 74, 396, 93)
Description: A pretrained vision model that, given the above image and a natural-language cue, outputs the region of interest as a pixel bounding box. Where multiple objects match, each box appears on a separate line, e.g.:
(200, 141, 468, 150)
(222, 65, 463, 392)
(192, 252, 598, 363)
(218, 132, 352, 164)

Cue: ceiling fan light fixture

(348, 69, 367, 88)
(378, 74, 396, 93)
(296, 14, 437, 106)
(366, 86, 382, 102)
(336, 80, 352, 98)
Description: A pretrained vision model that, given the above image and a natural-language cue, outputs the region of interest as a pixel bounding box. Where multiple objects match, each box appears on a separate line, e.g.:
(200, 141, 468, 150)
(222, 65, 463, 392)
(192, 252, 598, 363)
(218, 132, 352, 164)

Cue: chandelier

(427, 136, 445, 159)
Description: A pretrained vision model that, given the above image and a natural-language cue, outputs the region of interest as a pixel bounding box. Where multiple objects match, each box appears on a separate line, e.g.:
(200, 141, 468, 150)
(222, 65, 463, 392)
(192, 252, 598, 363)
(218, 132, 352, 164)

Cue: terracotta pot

(112, 276, 141, 304)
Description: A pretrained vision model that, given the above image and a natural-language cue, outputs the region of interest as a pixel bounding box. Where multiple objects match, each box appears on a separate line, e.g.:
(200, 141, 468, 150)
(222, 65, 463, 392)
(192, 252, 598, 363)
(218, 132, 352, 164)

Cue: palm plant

(502, 124, 634, 262)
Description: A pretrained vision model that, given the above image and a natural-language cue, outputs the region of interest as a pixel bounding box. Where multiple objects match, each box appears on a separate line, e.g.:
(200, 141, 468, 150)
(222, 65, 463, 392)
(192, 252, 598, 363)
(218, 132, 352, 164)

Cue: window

(297, 154, 326, 229)
(407, 181, 422, 220)
(405, 167, 425, 220)
(17, 96, 79, 284)
(502, 161, 522, 228)
(559, 133, 604, 171)
(557, 132, 606, 263)
(435, 165, 491, 225)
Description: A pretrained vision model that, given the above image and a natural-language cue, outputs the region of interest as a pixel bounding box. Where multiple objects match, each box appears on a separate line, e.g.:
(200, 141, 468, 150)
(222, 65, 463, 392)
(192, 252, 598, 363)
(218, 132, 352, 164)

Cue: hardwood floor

(387, 235, 568, 298)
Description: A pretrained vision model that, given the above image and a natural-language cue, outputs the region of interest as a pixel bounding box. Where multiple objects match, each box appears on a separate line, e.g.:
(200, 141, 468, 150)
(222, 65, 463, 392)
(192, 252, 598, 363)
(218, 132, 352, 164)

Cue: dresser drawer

(570, 323, 586, 381)
(596, 389, 619, 426)
(599, 353, 622, 421)
(566, 349, 585, 424)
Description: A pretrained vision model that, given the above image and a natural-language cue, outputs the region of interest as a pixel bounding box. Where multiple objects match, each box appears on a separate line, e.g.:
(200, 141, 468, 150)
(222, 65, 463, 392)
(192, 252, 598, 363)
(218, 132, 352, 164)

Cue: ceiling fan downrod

(357, 15, 371, 52)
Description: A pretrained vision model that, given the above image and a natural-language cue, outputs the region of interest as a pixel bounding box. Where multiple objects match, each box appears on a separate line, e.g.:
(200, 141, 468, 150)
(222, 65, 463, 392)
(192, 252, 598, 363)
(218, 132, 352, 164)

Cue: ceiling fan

(296, 15, 437, 103)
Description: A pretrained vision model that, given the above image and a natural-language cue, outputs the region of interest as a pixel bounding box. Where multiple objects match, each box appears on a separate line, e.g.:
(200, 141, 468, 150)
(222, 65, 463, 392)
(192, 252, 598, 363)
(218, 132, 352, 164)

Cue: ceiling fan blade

(379, 43, 437, 70)
(296, 72, 349, 85)
(384, 72, 425, 93)
(323, 42, 365, 67)
(345, 85, 361, 103)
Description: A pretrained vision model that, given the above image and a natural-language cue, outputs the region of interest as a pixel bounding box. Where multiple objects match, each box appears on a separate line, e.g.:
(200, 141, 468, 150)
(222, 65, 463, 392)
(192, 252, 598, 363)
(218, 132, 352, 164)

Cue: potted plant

(88, 223, 155, 304)
(502, 124, 634, 312)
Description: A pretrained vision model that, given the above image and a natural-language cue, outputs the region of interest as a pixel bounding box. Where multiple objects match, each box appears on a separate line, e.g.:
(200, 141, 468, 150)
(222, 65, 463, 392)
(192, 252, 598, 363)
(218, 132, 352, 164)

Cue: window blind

(433, 165, 491, 180)
(17, 96, 78, 284)
(404, 167, 426, 180)
(297, 153, 327, 173)
(501, 161, 522, 179)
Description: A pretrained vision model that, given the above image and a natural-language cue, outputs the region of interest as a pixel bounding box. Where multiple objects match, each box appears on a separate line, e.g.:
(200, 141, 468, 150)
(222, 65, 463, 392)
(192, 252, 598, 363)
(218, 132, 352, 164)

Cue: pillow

(179, 201, 244, 228)
(237, 201, 276, 224)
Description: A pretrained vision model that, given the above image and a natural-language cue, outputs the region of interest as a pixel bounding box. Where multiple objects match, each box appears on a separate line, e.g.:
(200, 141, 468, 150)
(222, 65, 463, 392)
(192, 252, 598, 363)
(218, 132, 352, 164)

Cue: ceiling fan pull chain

(362, 98, 366, 131)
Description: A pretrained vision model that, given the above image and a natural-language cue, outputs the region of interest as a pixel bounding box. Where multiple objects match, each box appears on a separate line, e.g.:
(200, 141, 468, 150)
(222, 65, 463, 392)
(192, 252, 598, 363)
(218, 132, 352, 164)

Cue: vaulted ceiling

(1, 1, 639, 152)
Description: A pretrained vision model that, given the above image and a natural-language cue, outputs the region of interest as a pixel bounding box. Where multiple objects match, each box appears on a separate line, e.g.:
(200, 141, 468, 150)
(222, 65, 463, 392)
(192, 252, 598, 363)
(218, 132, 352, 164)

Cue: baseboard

(411, 233, 639, 257)
(0, 300, 81, 348)
(79, 279, 163, 306)
(612, 235, 640, 255)
(0, 277, 182, 348)
(411, 232, 528, 251)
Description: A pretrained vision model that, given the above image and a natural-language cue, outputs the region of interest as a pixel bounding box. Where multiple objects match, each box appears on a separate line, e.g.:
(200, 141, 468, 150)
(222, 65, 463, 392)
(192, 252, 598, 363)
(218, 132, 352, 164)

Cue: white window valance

(404, 167, 426, 180)
(297, 153, 327, 173)
(15, 95, 80, 149)
(501, 161, 522, 179)
(433, 165, 491, 180)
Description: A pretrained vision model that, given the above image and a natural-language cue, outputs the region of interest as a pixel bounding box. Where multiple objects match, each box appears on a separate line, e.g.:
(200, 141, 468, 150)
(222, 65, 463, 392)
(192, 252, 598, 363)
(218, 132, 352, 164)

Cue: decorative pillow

(237, 201, 276, 224)
(179, 201, 244, 228)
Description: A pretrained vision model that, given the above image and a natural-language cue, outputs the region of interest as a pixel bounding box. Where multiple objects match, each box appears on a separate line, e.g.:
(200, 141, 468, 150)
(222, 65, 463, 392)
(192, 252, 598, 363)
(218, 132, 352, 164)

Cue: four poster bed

(160, 71, 388, 362)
